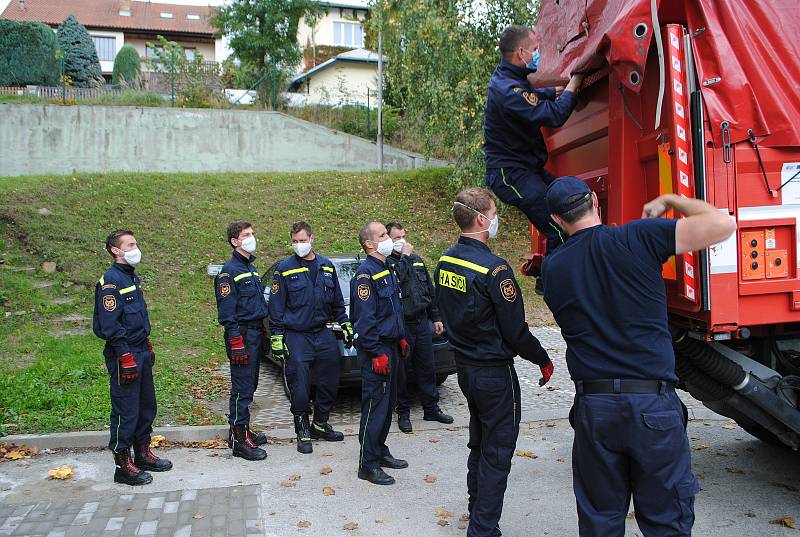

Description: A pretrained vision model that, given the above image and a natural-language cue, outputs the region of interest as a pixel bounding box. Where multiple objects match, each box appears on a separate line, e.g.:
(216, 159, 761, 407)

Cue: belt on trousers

(575, 379, 675, 395)
(238, 320, 264, 329)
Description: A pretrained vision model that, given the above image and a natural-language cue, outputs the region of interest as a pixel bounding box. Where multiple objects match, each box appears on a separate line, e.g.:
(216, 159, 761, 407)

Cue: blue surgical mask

(526, 49, 540, 72)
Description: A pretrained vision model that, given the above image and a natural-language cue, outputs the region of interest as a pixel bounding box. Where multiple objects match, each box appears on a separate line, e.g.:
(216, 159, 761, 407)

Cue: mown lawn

(0, 169, 550, 435)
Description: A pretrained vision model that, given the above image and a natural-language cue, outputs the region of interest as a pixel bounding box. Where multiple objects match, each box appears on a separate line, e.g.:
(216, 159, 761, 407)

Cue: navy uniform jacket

(268, 253, 349, 335)
(386, 252, 441, 323)
(542, 219, 679, 382)
(214, 250, 268, 339)
(93, 263, 151, 357)
(349, 255, 405, 357)
(483, 59, 578, 171)
(434, 236, 549, 367)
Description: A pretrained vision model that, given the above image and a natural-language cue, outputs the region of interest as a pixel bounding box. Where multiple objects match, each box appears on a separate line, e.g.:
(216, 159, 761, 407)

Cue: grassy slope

(0, 169, 551, 435)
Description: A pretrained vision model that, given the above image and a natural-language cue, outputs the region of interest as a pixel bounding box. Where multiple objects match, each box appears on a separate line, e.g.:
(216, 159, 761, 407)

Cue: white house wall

(301, 62, 377, 107)
(298, 7, 367, 51)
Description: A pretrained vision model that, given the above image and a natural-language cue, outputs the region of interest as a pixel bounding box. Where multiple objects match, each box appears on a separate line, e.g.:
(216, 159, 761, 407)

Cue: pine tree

(56, 15, 104, 88)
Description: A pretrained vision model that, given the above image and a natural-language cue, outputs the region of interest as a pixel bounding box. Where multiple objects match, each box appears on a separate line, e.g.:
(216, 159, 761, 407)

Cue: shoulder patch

(357, 283, 371, 301)
(103, 294, 117, 312)
(218, 272, 230, 278)
(521, 90, 539, 107)
(500, 278, 517, 302)
(356, 273, 371, 280)
(219, 281, 231, 298)
(491, 264, 509, 277)
(271, 279, 279, 295)
(101, 283, 117, 290)
(512, 86, 522, 93)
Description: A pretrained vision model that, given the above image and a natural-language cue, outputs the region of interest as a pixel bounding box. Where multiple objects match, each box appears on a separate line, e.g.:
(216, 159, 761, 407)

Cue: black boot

(247, 425, 268, 446)
(113, 448, 152, 486)
(230, 425, 267, 461)
(358, 466, 395, 485)
(423, 406, 454, 424)
(397, 413, 412, 433)
(133, 442, 173, 472)
(311, 412, 344, 441)
(294, 414, 313, 454)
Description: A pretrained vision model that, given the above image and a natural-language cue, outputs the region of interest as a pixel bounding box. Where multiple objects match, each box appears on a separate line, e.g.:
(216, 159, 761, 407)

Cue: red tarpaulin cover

(533, 0, 800, 147)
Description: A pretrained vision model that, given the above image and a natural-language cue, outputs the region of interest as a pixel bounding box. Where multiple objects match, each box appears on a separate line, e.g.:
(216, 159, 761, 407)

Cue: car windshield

(335, 261, 362, 304)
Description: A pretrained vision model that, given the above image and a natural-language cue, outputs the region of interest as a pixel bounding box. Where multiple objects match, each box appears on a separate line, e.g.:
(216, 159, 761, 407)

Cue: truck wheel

(735, 419, 787, 448)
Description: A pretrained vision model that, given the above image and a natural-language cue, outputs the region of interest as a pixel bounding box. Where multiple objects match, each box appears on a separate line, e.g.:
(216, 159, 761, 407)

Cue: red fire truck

(528, 0, 800, 447)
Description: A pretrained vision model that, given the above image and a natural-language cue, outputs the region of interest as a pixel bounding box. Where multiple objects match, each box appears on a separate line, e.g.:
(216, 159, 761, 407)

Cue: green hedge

(112, 44, 141, 88)
(0, 20, 58, 86)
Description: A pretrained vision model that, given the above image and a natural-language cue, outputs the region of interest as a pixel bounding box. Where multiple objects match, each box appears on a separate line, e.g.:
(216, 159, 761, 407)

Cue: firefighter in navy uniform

(215, 221, 269, 461)
(434, 188, 553, 537)
(268, 221, 354, 454)
(484, 24, 583, 292)
(541, 177, 735, 537)
(93, 230, 172, 486)
(350, 221, 410, 486)
(384, 222, 453, 433)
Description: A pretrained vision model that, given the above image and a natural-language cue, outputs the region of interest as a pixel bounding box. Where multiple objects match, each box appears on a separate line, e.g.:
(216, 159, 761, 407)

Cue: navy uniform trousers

(570, 389, 700, 537)
(358, 342, 400, 470)
(226, 322, 263, 426)
(104, 341, 156, 452)
(486, 167, 563, 253)
(284, 328, 340, 416)
(457, 361, 521, 537)
(396, 319, 438, 416)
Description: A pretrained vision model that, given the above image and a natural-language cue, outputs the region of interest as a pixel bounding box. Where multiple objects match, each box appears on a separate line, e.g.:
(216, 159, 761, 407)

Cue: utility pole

(377, 30, 384, 170)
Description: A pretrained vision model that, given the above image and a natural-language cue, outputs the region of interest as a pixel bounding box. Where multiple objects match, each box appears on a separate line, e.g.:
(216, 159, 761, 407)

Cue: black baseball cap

(546, 176, 592, 214)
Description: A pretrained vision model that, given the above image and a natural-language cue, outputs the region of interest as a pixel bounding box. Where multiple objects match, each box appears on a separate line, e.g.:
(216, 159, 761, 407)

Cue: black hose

(675, 350, 733, 401)
(674, 334, 746, 387)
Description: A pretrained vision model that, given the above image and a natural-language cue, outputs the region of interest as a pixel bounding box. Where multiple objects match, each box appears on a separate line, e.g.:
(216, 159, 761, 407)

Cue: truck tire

(735, 419, 787, 448)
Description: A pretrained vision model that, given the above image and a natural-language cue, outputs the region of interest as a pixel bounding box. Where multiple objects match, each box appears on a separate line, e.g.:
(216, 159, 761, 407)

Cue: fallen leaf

(528, 422, 557, 429)
(375, 518, 386, 524)
(428, 437, 440, 443)
(769, 517, 795, 528)
(280, 482, 297, 488)
(722, 420, 737, 430)
(692, 444, 710, 451)
(458, 521, 468, 530)
(17, 460, 31, 467)
(515, 449, 538, 459)
(546, 386, 559, 391)
(207, 453, 219, 458)
(5, 451, 25, 460)
(298, 520, 311, 528)
(424, 474, 437, 484)
(689, 436, 700, 441)
(47, 465, 73, 480)
(437, 519, 449, 526)
(323, 452, 334, 457)
(434, 508, 453, 518)
(289, 474, 302, 481)
(192, 514, 205, 520)
(323, 486, 336, 496)
(556, 458, 565, 463)
(725, 468, 744, 474)
(343, 522, 358, 530)
(320, 467, 333, 475)
(344, 429, 354, 434)
(150, 435, 166, 448)
(460, 514, 470, 522)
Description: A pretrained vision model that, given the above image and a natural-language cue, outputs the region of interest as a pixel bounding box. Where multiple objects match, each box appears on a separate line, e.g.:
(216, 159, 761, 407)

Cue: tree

(112, 44, 141, 88)
(0, 20, 58, 86)
(211, 0, 325, 108)
(146, 36, 225, 108)
(56, 15, 104, 88)
(369, 0, 540, 185)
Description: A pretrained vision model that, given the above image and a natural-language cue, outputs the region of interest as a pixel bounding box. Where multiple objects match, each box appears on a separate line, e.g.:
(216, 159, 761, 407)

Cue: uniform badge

(357, 283, 371, 301)
(500, 278, 517, 302)
(491, 264, 508, 277)
(219, 282, 231, 298)
(103, 295, 117, 312)
(522, 91, 539, 107)
(356, 273, 371, 280)
(512, 87, 522, 93)
(271, 280, 279, 294)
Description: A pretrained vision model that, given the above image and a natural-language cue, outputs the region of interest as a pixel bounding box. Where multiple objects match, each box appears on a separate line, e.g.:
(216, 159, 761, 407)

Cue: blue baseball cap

(546, 176, 592, 214)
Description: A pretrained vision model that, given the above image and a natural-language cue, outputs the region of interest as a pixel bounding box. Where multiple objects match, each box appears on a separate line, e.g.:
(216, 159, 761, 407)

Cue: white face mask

(240, 236, 256, 254)
(454, 202, 499, 239)
(376, 237, 395, 257)
(292, 242, 313, 258)
(123, 247, 142, 266)
(392, 238, 406, 253)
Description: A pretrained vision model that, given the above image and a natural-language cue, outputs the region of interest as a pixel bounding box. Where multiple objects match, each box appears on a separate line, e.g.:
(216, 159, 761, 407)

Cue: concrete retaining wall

(0, 104, 445, 177)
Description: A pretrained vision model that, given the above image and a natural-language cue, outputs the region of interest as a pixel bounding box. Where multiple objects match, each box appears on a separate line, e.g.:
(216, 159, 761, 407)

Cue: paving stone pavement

(0, 485, 263, 537)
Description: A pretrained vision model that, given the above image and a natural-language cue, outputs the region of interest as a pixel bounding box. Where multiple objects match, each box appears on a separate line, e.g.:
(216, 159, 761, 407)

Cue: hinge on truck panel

(721, 121, 731, 163)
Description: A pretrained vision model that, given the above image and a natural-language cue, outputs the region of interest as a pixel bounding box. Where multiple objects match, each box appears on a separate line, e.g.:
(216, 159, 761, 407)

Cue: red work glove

(147, 338, 155, 365)
(371, 353, 390, 375)
(399, 338, 409, 358)
(539, 360, 554, 387)
(228, 335, 249, 366)
(118, 352, 139, 385)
